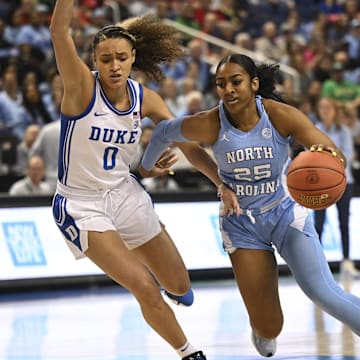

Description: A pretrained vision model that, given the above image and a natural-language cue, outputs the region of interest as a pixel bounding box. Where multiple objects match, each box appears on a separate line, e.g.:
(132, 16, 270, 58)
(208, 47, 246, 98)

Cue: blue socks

(165, 288, 194, 306)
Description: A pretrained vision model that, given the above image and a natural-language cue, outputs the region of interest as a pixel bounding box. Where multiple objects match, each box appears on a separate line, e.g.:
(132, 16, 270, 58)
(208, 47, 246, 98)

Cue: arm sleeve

(141, 117, 188, 171)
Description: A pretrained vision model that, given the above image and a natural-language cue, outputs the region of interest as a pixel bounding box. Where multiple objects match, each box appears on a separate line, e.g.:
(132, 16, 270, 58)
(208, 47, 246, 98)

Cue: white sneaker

(340, 259, 360, 278)
(251, 330, 276, 357)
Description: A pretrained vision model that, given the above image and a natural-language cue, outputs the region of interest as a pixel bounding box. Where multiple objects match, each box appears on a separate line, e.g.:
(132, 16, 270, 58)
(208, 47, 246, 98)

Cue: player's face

(215, 62, 259, 114)
(94, 38, 135, 89)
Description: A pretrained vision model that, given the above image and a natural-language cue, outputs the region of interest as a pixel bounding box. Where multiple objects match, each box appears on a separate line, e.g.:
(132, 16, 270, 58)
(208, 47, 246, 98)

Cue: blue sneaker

(164, 288, 194, 306)
(251, 330, 276, 357)
(182, 351, 206, 360)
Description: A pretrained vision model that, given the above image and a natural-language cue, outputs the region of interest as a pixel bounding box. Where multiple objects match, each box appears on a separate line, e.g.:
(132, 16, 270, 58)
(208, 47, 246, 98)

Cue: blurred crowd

(0, 0, 359, 196)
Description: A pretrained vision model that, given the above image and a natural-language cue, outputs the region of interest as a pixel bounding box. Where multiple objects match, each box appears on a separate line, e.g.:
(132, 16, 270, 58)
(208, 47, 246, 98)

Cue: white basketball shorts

(52, 176, 162, 259)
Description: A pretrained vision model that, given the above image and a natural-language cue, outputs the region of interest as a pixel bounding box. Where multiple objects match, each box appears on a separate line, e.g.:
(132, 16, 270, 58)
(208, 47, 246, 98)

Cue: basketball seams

(286, 150, 346, 209)
(287, 166, 345, 176)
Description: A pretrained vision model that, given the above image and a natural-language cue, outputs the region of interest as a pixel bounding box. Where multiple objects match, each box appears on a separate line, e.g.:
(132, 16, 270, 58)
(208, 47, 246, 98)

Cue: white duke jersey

(58, 73, 143, 190)
(211, 95, 291, 210)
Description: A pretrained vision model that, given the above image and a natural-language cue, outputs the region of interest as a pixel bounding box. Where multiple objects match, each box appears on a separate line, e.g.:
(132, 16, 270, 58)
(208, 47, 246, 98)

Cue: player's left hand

(139, 147, 178, 178)
(218, 183, 241, 217)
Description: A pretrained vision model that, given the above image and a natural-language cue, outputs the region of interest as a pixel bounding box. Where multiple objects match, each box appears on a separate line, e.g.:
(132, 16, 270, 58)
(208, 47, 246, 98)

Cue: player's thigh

(132, 225, 190, 294)
(85, 230, 162, 304)
(230, 249, 283, 325)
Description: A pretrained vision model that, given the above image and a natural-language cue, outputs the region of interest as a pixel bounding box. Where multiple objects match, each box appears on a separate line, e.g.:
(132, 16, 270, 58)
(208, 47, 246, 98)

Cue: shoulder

(142, 86, 160, 101)
(9, 178, 25, 194)
(141, 86, 173, 123)
(262, 98, 298, 119)
(262, 98, 308, 137)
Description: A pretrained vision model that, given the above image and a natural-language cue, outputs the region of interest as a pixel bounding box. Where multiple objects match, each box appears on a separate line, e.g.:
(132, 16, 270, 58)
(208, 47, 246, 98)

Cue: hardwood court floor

(0, 274, 359, 360)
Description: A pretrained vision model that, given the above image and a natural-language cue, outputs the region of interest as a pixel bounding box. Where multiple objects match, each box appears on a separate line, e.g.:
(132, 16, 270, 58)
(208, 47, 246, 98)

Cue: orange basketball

(287, 150, 346, 210)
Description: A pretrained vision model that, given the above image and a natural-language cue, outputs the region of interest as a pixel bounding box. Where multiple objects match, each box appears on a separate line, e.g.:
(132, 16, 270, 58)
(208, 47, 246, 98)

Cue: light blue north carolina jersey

(58, 73, 143, 190)
(211, 95, 291, 210)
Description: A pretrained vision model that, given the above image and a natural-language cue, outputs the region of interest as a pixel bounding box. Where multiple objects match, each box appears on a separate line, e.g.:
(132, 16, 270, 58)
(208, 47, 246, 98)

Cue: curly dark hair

(93, 15, 185, 81)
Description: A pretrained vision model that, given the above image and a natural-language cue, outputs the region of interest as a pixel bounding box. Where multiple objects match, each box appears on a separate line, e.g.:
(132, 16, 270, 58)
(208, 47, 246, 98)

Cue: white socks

(176, 341, 198, 358)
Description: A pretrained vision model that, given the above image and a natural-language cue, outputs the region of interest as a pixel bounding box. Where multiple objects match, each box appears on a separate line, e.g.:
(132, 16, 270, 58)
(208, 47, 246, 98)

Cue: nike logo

(94, 112, 108, 117)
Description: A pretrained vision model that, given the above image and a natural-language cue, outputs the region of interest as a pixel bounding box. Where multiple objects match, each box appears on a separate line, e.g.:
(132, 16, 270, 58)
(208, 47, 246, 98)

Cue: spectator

(314, 96, 358, 277)
(15, 4, 52, 61)
(177, 76, 197, 99)
(234, 32, 254, 51)
(104, 0, 130, 23)
(202, 74, 219, 110)
(159, 78, 187, 118)
(29, 119, 60, 193)
(14, 123, 40, 175)
(200, 12, 223, 54)
(8, 154, 52, 196)
(338, 102, 360, 170)
(321, 61, 360, 107)
(174, 2, 200, 31)
(83, 6, 110, 36)
(22, 81, 53, 126)
(180, 90, 204, 117)
(254, 21, 284, 61)
(42, 72, 64, 121)
(247, 0, 289, 37)
(128, 0, 156, 17)
(4, 8, 23, 44)
(0, 66, 31, 141)
(184, 38, 211, 92)
(216, 0, 241, 27)
(344, 19, 360, 68)
(0, 19, 19, 74)
(312, 51, 333, 83)
(333, 49, 360, 85)
(342, 0, 360, 24)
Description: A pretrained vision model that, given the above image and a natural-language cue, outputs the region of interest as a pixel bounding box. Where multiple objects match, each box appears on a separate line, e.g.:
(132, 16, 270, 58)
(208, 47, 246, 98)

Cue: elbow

(49, 24, 60, 38)
(49, 20, 68, 38)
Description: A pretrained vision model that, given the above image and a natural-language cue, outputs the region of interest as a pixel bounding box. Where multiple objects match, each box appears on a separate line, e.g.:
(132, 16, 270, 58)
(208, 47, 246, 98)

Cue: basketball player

(140, 54, 360, 357)
(49, 1, 229, 358)
(314, 97, 359, 277)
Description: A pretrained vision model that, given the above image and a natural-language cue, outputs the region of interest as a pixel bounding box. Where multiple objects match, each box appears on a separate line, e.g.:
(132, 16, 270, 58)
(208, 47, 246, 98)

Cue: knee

(166, 282, 191, 297)
(132, 278, 163, 308)
(298, 278, 340, 309)
(305, 287, 336, 311)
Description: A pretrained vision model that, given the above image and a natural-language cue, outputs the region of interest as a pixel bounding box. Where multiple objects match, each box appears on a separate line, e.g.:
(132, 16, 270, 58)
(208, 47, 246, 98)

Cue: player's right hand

(139, 147, 178, 178)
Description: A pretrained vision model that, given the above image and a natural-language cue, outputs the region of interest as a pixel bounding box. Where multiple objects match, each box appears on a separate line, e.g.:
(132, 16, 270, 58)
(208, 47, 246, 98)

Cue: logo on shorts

(2, 222, 46, 266)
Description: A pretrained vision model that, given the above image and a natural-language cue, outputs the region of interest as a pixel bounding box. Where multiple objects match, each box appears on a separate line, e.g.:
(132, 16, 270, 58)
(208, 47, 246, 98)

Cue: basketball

(287, 150, 346, 210)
